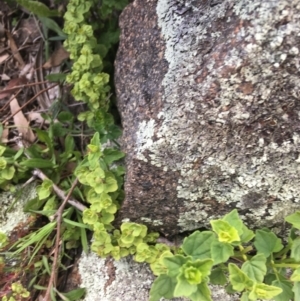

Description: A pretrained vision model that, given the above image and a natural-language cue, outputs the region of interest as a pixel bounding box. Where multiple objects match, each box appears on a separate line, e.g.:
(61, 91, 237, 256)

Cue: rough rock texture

(0, 183, 36, 234)
(115, 0, 300, 236)
(79, 252, 239, 301)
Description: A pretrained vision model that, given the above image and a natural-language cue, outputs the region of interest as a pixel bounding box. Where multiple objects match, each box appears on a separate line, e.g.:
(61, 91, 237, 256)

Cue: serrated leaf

(285, 211, 300, 229)
(17, 0, 59, 17)
(182, 231, 216, 260)
(149, 274, 176, 301)
(103, 176, 118, 193)
(272, 279, 294, 301)
(240, 224, 255, 243)
(210, 241, 234, 265)
(222, 209, 244, 235)
(228, 263, 253, 292)
(189, 282, 212, 301)
(1, 166, 15, 179)
(163, 255, 189, 277)
(249, 283, 282, 300)
(210, 220, 240, 243)
(241, 253, 267, 282)
(210, 268, 227, 285)
(254, 229, 283, 257)
(174, 273, 198, 297)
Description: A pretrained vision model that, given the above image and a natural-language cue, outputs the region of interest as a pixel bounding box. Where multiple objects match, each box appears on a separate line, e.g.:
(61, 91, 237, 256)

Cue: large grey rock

(115, 0, 300, 236)
(79, 253, 239, 301)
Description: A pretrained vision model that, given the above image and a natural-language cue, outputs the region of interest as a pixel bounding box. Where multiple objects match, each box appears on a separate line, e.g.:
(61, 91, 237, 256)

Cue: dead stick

(42, 178, 79, 301)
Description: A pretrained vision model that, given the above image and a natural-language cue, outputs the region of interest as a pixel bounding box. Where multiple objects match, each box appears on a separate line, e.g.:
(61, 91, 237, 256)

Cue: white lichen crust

(116, 0, 300, 234)
(79, 252, 238, 301)
(0, 183, 37, 234)
(138, 0, 300, 231)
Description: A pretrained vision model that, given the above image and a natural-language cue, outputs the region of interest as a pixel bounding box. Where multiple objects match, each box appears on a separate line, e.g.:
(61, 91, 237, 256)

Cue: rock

(115, 0, 300, 236)
(78, 253, 239, 301)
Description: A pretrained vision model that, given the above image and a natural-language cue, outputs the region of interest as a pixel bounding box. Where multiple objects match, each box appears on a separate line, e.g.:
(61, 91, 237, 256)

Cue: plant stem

(43, 178, 79, 301)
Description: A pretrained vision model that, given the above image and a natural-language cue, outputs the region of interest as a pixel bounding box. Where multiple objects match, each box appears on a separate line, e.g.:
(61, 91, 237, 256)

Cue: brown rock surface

(115, 0, 300, 236)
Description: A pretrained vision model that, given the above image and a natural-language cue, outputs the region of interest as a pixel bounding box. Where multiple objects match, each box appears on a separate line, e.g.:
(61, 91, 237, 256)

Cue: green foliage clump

(1, 282, 30, 301)
(149, 209, 300, 301)
(3, 1, 300, 301)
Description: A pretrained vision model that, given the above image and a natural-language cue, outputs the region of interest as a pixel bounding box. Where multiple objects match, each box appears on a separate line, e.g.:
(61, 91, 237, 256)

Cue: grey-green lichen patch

(79, 251, 238, 301)
(134, 0, 300, 231)
(141, 217, 164, 226)
(0, 183, 37, 234)
(79, 252, 188, 301)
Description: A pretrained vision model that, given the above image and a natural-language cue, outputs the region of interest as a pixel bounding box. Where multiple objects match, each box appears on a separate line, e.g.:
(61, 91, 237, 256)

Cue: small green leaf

(182, 231, 217, 260)
(0, 145, 5, 156)
(0, 232, 8, 248)
(39, 17, 67, 38)
(62, 288, 86, 301)
(291, 237, 300, 262)
(254, 229, 283, 257)
(241, 292, 250, 301)
(228, 263, 253, 292)
(17, 0, 59, 17)
(35, 129, 53, 149)
(222, 209, 244, 235)
(103, 176, 118, 193)
(51, 122, 68, 137)
(163, 255, 189, 277)
(36, 179, 53, 200)
(210, 268, 227, 285)
(291, 268, 300, 282)
(241, 253, 267, 282)
(210, 241, 234, 265)
(272, 278, 294, 301)
(42, 255, 51, 275)
(174, 273, 198, 297)
(293, 282, 300, 301)
(285, 211, 300, 229)
(240, 224, 255, 243)
(210, 220, 240, 243)
(20, 158, 54, 168)
(82, 209, 98, 225)
(57, 111, 74, 123)
(46, 73, 67, 83)
(1, 165, 15, 180)
(249, 283, 282, 300)
(189, 282, 212, 301)
(63, 218, 91, 229)
(149, 274, 176, 301)
(103, 148, 125, 165)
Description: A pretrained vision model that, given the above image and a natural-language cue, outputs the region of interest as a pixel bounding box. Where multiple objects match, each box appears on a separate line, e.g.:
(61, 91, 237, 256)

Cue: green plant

(149, 209, 300, 301)
(2, 1, 300, 301)
(1, 282, 30, 301)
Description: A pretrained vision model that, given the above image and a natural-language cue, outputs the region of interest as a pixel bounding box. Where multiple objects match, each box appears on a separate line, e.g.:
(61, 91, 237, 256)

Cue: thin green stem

(273, 263, 300, 269)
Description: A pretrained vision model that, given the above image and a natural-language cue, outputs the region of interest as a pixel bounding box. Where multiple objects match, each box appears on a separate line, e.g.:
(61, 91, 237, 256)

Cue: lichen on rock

(115, 0, 300, 235)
